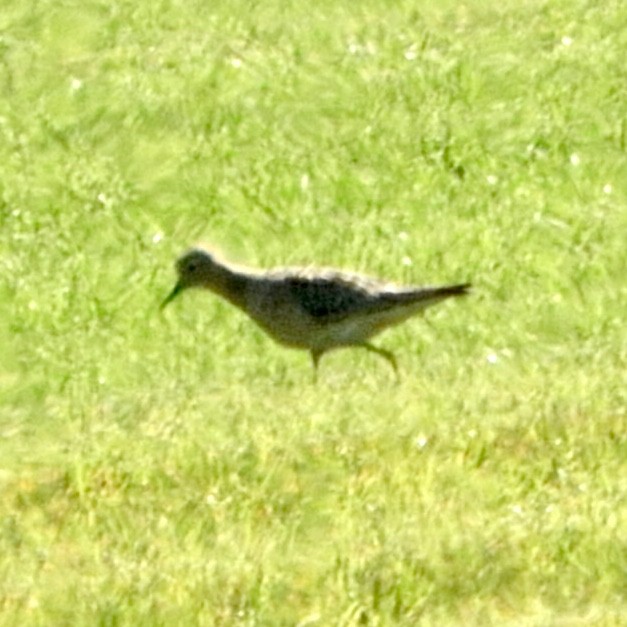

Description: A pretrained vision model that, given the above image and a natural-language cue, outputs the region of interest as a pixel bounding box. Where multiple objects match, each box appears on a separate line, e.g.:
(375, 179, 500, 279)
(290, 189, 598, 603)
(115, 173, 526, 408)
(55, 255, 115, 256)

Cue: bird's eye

(188, 262, 198, 273)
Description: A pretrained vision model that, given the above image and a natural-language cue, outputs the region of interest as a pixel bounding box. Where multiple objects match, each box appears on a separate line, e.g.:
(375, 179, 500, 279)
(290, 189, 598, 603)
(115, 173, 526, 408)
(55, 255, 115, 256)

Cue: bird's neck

(203, 262, 250, 309)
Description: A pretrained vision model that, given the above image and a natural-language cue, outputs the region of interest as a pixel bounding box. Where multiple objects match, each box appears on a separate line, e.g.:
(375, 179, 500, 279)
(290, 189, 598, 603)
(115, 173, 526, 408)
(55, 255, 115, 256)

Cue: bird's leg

(360, 343, 399, 376)
(311, 349, 323, 383)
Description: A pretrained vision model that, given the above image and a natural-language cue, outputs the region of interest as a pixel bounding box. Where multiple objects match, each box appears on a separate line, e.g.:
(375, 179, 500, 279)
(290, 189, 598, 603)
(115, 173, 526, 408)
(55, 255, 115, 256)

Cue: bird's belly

(247, 302, 421, 350)
(267, 318, 377, 350)
(249, 311, 319, 348)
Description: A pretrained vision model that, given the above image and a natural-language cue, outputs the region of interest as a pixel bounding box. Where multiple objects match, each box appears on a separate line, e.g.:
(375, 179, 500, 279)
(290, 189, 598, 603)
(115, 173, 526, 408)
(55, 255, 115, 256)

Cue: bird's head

(161, 248, 219, 308)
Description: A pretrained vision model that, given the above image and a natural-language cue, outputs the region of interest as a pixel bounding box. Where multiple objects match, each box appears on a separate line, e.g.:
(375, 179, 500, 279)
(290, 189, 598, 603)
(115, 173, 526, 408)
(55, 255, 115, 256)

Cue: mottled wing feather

(272, 268, 469, 324)
(284, 275, 378, 321)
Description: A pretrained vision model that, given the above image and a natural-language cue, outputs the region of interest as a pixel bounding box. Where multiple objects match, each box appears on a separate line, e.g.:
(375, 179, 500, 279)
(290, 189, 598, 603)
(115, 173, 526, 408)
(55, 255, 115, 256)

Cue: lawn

(0, 0, 625, 624)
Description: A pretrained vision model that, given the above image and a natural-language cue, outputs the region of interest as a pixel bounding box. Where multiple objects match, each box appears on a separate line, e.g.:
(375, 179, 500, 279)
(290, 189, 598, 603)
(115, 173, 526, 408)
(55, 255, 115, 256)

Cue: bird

(161, 247, 470, 376)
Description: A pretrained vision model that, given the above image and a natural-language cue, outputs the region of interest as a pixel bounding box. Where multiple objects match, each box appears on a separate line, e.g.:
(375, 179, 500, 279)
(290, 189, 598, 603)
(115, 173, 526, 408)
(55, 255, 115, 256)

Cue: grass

(1, 0, 625, 624)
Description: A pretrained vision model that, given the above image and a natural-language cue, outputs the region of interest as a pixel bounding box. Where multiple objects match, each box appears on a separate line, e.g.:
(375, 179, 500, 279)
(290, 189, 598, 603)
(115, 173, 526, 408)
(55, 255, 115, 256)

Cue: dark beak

(161, 282, 184, 309)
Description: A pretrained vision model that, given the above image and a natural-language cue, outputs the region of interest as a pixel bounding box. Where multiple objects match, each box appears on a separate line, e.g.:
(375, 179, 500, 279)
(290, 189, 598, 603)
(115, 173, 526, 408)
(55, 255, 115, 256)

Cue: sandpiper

(162, 248, 470, 374)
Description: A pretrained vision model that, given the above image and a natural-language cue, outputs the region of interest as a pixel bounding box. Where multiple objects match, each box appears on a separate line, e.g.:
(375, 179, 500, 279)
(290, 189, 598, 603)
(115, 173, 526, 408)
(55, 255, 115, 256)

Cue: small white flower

(561, 36, 573, 47)
(300, 174, 310, 190)
(603, 183, 612, 195)
(415, 435, 428, 449)
(97, 192, 109, 205)
(404, 47, 418, 61)
(569, 153, 580, 166)
(511, 504, 523, 516)
(398, 231, 409, 241)
(70, 77, 83, 91)
(347, 42, 376, 56)
(486, 174, 498, 185)
(152, 232, 163, 244)
(402, 256, 413, 267)
(486, 352, 498, 364)
(229, 57, 243, 69)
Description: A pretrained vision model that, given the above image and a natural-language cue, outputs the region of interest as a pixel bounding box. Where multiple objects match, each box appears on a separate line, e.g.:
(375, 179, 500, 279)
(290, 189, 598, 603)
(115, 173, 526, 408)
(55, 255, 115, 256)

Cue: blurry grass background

(1, 0, 625, 624)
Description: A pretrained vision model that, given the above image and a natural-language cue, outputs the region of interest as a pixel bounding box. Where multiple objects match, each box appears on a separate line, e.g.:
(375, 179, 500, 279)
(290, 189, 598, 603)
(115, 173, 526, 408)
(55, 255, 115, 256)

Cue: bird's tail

(431, 283, 471, 298)
(382, 283, 471, 311)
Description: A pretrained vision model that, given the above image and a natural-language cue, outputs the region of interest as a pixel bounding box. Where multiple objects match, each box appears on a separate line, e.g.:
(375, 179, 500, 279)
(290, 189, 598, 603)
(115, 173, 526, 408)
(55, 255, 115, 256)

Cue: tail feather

(381, 282, 471, 309)
(432, 283, 471, 298)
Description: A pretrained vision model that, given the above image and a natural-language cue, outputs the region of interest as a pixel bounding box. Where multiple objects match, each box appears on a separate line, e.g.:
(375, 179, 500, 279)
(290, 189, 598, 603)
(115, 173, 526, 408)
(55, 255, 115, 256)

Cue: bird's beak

(161, 281, 184, 309)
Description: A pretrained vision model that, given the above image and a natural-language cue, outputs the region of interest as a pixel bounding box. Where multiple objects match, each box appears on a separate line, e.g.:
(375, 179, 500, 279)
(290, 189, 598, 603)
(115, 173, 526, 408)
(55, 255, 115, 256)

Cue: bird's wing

(283, 274, 379, 322)
(273, 268, 470, 323)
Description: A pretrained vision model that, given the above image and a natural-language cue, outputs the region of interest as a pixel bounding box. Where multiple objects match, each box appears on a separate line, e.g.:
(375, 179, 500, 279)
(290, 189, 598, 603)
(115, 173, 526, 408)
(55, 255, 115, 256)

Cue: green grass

(1, 0, 625, 623)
